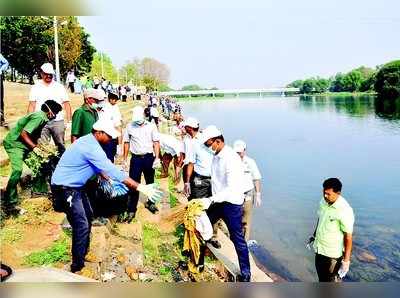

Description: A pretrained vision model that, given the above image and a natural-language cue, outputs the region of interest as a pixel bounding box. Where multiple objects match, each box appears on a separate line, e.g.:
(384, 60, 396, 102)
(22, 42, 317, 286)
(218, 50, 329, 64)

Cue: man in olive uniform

(71, 88, 104, 143)
(2, 100, 62, 216)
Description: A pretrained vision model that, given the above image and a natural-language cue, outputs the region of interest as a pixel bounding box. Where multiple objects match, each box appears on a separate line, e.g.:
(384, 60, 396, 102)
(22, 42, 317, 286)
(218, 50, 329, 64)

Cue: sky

(79, 0, 400, 89)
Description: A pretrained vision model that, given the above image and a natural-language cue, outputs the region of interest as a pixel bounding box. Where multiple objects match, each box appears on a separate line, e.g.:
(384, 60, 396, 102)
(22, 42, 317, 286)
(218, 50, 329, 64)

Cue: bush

(374, 60, 400, 100)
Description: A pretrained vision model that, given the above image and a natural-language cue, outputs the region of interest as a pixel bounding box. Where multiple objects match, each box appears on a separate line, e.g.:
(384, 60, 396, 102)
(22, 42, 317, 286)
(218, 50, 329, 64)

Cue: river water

(180, 95, 400, 281)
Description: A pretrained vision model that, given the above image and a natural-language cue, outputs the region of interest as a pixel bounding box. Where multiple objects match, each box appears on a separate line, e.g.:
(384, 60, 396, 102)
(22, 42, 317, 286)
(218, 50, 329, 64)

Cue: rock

(356, 248, 377, 263)
(114, 222, 142, 242)
(89, 226, 111, 263)
(101, 271, 116, 282)
(125, 265, 138, 280)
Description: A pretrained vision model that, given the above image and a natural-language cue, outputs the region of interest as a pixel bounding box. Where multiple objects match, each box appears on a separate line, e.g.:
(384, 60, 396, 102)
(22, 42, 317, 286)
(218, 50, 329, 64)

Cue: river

(180, 95, 400, 281)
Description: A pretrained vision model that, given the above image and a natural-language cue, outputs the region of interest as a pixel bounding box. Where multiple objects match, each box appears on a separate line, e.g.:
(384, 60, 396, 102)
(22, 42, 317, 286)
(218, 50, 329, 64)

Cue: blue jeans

(101, 138, 118, 163)
(53, 186, 93, 271)
(128, 153, 155, 213)
(207, 202, 251, 278)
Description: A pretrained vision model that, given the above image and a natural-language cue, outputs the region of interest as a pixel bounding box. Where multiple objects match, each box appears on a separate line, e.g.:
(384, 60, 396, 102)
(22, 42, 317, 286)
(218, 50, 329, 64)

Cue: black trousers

(315, 253, 342, 282)
(51, 185, 93, 272)
(1, 73, 4, 123)
(101, 138, 118, 163)
(188, 172, 212, 200)
(128, 153, 155, 213)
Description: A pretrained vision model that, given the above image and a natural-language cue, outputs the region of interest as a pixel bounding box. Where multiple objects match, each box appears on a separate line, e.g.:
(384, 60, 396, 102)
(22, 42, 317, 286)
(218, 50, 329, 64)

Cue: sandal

(0, 264, 13, 282)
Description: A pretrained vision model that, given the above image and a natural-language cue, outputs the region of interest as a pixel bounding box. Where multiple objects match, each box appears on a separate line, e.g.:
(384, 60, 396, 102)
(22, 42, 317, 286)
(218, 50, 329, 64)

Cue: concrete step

(5, 267, 98, 282)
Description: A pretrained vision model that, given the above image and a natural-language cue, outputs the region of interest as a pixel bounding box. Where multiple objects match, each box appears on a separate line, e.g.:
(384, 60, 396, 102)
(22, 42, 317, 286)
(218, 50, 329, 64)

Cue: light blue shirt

(186, 132, 213, 177)
(0, 54, 9, 74)
(51, 134, 127, 187)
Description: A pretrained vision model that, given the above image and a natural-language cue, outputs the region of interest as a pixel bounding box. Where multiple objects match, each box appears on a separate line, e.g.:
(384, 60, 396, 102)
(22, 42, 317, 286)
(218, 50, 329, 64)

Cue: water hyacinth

(25, 143, 59, 178)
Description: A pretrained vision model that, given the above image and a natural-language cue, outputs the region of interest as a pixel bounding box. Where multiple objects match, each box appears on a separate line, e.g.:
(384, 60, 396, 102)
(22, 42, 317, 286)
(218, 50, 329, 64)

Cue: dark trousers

(68, 82, 75, 93)
(315, 253, 342, 282)
(101, 138, 118, 163)
(51, 185, 93, 271)
(207, 202, 251, 278)
(128, 153, 155, 213)
(0, 73, 4, 123)
(189, 172, 212, 200)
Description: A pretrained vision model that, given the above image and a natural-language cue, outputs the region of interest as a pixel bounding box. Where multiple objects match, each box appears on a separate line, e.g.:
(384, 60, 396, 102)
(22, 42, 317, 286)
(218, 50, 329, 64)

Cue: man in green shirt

(2, 100, 62, 216)
(71, 88, 104, 143)
(309, 178, 355, 282)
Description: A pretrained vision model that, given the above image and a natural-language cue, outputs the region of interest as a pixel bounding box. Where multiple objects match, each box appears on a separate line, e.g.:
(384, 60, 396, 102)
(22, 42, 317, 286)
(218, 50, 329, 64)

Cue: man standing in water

(309, 178, 354, 282)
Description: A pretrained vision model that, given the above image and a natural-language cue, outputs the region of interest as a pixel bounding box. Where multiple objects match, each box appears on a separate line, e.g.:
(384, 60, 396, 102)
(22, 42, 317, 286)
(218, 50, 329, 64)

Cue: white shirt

(241, 155, 262, 193)
(186, 132, 213, 177)
(66, 72, 76, 83)
(123, 122, 160, 155)
(210, 145, 246, 205)
(29, 80, 69, 121)
(159, 133, 183, 156)
(99, 102, 122, 128)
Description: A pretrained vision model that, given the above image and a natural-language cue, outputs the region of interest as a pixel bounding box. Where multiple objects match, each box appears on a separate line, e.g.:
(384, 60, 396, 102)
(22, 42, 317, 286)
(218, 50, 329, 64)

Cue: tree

(330, 73, 346, 92)
(75, 30, 95, 76)
(181, 84, 202, 91)
(300, 79, 315, 94)
(314, 77, 330, 93)
(287, 80, 304, 88)
(342, 70, 363, 92)
(1, 16, 53, 83)
(141, 74, 161, 92)
(120, 59, 140, 84)
(139, 57, 170, 84)
(89, 52, 118, 82)
(374, 60, 400, 100)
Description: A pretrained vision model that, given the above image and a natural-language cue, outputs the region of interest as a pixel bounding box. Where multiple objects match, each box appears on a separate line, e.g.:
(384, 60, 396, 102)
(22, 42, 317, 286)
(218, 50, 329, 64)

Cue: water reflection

(299, 95, 400, 121)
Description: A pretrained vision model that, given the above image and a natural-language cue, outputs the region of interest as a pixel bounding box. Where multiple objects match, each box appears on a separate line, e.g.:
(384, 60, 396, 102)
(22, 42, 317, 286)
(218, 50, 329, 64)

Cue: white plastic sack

(195, 212, 213, 241)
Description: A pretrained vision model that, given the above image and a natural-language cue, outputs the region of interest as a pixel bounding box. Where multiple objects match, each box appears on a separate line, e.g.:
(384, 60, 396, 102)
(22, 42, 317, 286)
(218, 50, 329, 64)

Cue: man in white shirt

(66, 70, 76, 93)
(194, 125, 251, 282)
(233, 140, 262, 241)
(27, 63, 71, 154)
(99, 92, 122, 162)
(123, 106, 161, 221)
(159, 133, 184, 183)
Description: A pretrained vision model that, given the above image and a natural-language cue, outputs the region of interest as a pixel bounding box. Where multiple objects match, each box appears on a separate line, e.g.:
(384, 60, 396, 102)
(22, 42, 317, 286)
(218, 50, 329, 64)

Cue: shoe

(237, 274, 251, 282)
(207, 238, 221, 249)
(145, 201, 159, 214)
(70, 263, 84, 273)
(92, 217, 109, 226)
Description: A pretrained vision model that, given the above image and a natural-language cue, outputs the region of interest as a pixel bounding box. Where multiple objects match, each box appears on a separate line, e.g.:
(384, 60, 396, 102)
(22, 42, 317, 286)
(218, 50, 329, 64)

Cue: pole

(53, 16, 61, 82)
(101, 52, 104, 78)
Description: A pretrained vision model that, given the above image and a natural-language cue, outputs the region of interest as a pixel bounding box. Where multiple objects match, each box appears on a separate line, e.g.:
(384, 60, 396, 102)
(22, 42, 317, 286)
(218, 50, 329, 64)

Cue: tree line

(287, 60, 400, 100)
(0, 16, 172, 92)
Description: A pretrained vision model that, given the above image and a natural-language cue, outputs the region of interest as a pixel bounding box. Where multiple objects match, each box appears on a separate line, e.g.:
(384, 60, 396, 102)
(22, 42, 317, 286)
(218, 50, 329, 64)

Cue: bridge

(158, 87, 300, 97)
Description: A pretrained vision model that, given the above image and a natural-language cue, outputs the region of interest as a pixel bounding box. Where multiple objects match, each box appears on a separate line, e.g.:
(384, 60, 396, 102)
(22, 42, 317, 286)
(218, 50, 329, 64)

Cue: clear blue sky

(79, 0, 400, 89)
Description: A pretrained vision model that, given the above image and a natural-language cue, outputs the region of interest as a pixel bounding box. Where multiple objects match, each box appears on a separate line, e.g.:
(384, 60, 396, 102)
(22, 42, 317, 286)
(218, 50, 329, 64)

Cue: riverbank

(300, 91, 377, 97)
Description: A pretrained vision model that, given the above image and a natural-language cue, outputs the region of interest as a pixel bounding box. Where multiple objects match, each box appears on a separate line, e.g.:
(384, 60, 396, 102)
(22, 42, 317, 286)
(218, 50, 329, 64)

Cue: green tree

(287, 80, 304, 88)
(314, 77, 330, 93)
(120, 59, 140, 84)
(342, 70, 363, 92)
(300, 79, 315, 94)
(142, 74, 161, 92)
(0, 16, 53, 83)
(330, 73, 346, 92)
(181, 84, 202, 91)
(374, 60, 400, 100)
(75, 30, 95, 76)
(89, 52, 118, 82)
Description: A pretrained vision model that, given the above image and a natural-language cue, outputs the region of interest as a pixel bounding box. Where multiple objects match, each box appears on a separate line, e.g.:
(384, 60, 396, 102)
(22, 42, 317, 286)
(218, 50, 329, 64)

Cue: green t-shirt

(71, 105, 98, 138)
(4, 111, 48, 149)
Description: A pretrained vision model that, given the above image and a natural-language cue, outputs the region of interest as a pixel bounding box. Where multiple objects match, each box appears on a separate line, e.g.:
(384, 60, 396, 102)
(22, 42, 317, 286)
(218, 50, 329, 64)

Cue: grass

(168, 177, 178, 208)
(23, 236, 70, 266)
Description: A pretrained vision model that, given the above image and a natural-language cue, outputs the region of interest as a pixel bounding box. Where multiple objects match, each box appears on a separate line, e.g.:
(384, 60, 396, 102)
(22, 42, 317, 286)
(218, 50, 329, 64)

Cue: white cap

(233, 140, 246, 153)
(92, 119, 120, 139)
(132, 106, 145, 121)
(183, 117, 199, 128)
(40, 63, 55, 74)
(199, 125, 222, 144)
(83, 88, 105, 101)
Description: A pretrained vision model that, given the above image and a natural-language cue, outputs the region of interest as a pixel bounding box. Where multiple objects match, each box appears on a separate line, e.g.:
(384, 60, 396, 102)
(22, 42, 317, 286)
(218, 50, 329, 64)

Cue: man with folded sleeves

(51, 118, 163, 273)
(123, 106, 161, 221)
(192, 125, 251, 282)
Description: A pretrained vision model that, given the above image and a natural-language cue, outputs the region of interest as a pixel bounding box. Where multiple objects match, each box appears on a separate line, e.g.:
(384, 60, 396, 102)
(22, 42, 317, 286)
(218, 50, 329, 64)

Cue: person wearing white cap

(70, 88, 105, 143)
(183, 117, 214, 202)
(122, 106, 161, 221)
(233, 140, 262, 241)
(51, 118, 163, 274)
(192, 125, 251, 282)
(27, 62, 71, 154)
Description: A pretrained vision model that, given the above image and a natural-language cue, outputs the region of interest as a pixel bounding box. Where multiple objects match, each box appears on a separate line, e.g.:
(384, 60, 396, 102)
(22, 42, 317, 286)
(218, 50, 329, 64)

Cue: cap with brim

(132, 106, 145, 121)
(92, 119, 120, 139)
(233, 140, 246, 152)
(40, 63, 55, 75)
(183, 117, 199, 128)
(199, 125, 222, 144)
(84, 88, 105, 101)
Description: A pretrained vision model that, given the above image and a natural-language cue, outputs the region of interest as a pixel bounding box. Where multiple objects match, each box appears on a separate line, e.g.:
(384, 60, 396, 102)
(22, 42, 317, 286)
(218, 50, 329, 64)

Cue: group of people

(1, 61, 354, 282)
